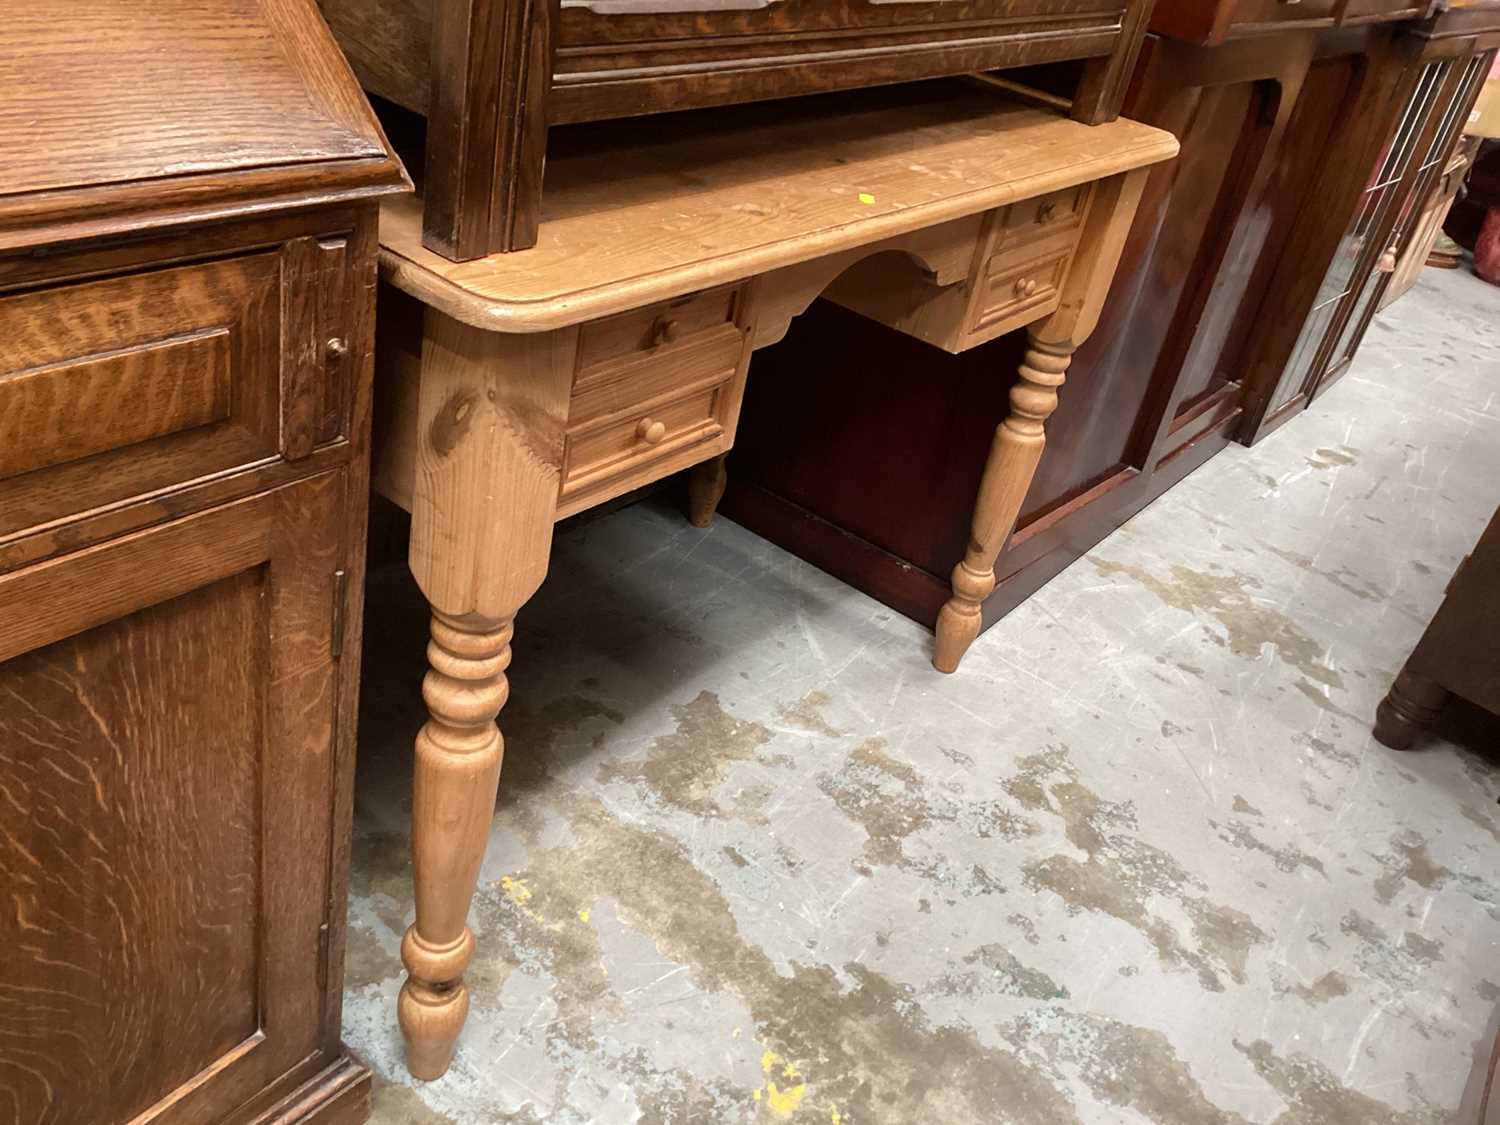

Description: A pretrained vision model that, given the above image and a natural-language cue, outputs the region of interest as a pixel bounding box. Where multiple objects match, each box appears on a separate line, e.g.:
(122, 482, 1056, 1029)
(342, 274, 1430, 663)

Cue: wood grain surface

(378, 80, 1177, 330)
(0, 476, 345, 1124)
(0, 0, 409, 253)
(0, 1, 383, 198)
(0, 571, 264, 1123)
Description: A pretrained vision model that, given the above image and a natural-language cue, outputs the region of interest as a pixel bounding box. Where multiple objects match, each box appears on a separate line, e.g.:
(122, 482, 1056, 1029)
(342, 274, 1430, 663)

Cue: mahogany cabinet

(720, 8, 1466, 632)
(1243, 4, 1500, 438)
(319, 0, 1155, 257)
(0, 4, 408, 1123)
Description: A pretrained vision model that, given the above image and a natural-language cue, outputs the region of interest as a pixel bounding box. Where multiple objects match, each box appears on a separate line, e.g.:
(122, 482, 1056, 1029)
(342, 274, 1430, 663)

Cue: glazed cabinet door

(0, 472, 349, 1125)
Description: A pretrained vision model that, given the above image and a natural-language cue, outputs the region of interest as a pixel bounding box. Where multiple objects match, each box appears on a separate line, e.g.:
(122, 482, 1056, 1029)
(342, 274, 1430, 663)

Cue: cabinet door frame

(994, 29, 1314, 589)
(0, 472, 351, 1125)
(1236, 27, 1497, 442)
(1309, 43, 1497, 398)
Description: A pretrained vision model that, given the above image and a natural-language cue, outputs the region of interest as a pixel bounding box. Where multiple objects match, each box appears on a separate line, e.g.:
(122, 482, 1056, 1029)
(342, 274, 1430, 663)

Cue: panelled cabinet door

(0, 472, 348, 1125)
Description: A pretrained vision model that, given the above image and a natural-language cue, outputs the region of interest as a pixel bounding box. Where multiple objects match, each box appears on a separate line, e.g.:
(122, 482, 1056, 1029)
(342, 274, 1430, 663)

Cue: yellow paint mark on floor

(765, 1081, 806, 1116)
(829, 1109, 843, 1125)
(578, 908, 590, 923)
(500, 875, 533, 905)
(757, 1050, 807, 1117)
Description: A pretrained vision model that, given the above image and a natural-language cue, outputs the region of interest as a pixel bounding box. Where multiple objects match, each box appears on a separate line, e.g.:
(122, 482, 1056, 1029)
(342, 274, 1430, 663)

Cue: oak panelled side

(0, 478, 355, 1125)
(0, 1, 408, 1122)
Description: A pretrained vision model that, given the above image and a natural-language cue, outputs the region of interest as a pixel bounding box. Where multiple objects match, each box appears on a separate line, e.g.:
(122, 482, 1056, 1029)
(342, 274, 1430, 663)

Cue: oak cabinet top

(0, 0, 408, 249)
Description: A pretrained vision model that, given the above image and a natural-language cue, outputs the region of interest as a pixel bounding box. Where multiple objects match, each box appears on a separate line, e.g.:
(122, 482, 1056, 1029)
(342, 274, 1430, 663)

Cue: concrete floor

(344, 264, 1500, 1124)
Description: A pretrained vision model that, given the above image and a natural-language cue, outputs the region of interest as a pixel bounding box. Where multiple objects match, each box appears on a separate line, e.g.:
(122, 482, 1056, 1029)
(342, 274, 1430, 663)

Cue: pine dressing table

(368, 80, 1177, 1078)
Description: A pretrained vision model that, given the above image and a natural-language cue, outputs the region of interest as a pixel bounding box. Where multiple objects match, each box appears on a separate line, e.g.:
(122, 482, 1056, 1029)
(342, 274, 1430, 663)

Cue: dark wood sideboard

(1242, 0, 1500, 438)
(718, 0, 1500, 635)
(0, 4, 408, 1123)
(319, 0, 1156, 258)
(1375, 503, 1500, 750)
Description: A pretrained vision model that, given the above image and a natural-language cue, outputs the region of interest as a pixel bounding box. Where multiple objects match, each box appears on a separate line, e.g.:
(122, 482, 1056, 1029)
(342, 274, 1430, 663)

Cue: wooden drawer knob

(1014, 277, 1039, 297)
(325, 336, 348, 362)
(651, 317, 679, 347)
(637, 418, 667, 445)
(1036, 201, 1056, 222)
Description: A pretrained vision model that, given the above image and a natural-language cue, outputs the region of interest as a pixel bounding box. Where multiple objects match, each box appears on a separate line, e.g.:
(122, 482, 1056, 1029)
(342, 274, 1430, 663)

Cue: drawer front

(1001, 184, 1091, 246)
(575, 285, 742, 373)
(561, 311, 749, 515)
(551, 0, 1130, 122)
(962, 185, 1093, 344)
(571, 325, 744, 425)
(1225, 0, 1339, 34)
(1338, 0, 1428, 23)
(564, 384, 723, 492)
(973, 243, 1072, 337)
(0, 237, 354, 543)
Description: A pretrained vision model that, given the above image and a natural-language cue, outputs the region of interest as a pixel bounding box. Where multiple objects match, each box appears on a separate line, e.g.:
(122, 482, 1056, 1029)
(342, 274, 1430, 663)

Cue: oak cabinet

(0, 476, 357, 1125)
(0, 1, 408, 1121)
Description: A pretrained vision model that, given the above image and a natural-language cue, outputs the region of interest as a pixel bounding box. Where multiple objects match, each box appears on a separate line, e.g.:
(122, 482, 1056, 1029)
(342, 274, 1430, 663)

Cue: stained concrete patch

(1263, 544, 1387, 602)
(1011, 750, 1268, 991)
(1236, 1039, 1444, 1124)
(775, 690, 844, 737)
(1009, 1010, 1250, 1124)
(369, 1080, 462, 1124)
(1232, 795, 1264, 818)
(1214, 819, 1327, 878)
(1373, 832, 1450, 905)
(819, 737, 931, 866)
(1461, 802, 1500, 845)
(928, 943, 1069, 1001)
(1306, 445, 1361, 470)
(1292, 970, 1350, 1005)
(343, 922, 400, 990)
(495, 784, 1083, 1123)
(1089, 559, 1343, 689)
(600, 690, 769, 816)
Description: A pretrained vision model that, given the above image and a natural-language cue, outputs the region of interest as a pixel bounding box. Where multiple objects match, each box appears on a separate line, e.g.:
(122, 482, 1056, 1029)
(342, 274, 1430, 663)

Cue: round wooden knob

(651, 317, 679, 347)
(637, 418, 667, 445)
(1014, 277, 1038, 297)
(325, 336, 348, 361)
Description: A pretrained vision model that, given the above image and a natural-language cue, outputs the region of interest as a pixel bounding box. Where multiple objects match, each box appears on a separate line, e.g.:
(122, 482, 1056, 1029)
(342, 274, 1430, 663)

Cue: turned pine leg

(931, 168, 1150, 674)
(686, 454, 729, 528)
(397, 309, 574, 1077)
(398, 611, 512, 1078)
(1374, 667, 1449, 751)
(934, 335, 1072, 673)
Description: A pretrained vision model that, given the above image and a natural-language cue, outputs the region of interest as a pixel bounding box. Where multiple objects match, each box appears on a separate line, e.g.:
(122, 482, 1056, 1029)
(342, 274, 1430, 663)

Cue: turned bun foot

(1373, 668, 1449, 751)
(687, 454, 729, 529)
(934, 560, 990, 673)
(398, 975, 470, 1080)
